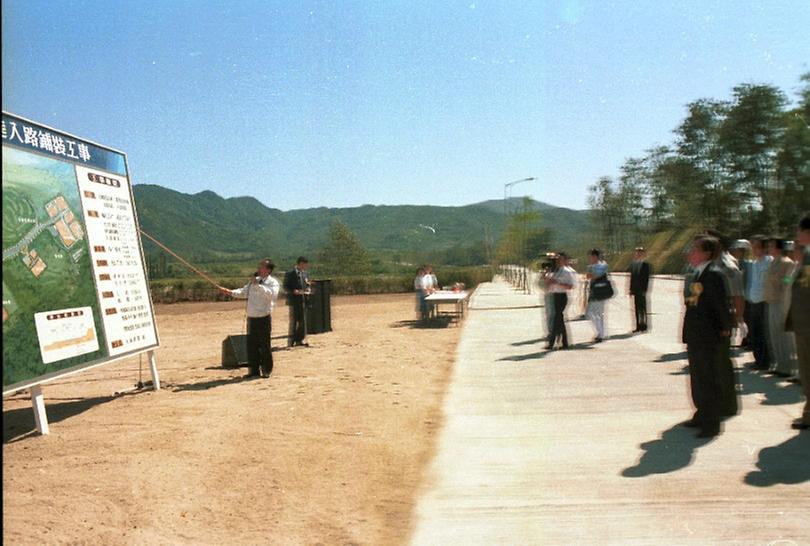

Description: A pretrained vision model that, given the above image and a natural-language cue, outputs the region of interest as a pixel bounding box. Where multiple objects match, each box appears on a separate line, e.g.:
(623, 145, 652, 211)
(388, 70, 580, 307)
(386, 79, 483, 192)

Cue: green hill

(131, 184, 592, 265)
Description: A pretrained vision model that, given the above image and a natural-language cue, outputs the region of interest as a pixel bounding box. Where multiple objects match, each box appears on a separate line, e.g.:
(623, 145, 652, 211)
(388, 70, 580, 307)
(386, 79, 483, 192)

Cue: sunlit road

(411, 275, 809, 545)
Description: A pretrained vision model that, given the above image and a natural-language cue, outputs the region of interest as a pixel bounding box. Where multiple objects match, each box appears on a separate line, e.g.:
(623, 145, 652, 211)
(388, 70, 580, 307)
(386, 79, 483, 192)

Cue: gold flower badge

(686, 282, 703, 307)
(800, 265, 810, 289)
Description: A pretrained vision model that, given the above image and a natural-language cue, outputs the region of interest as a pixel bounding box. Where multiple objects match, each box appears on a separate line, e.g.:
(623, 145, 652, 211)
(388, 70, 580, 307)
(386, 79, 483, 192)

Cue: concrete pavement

(410, 276, 809, 545)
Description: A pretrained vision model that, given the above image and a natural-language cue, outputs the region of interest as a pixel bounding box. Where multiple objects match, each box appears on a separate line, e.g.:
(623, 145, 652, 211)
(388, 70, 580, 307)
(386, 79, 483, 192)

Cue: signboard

(2, 112, 159, 395)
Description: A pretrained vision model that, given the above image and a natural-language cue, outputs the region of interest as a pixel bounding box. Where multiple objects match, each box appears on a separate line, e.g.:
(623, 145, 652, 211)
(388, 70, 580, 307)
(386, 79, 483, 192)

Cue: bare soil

(3, 293, 460, 545)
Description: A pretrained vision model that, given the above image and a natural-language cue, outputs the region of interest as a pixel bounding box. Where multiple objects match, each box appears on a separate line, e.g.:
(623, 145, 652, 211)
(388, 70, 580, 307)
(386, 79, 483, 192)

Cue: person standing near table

(682, 237, 732, 438)
(414, 267, 428, 321)
(284, 256, 311, 347)
(786, 214, 810, 430)
(423, 265, 438, 295)
(629, 247, 651, 333)
(219, 259, 280, 378)
(546, 252, 577, 350)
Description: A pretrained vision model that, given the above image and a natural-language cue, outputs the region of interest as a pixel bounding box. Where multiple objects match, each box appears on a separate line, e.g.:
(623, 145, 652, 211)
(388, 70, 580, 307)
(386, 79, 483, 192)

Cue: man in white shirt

(546, 252, 577, 350)
(219, 259, 280, 378)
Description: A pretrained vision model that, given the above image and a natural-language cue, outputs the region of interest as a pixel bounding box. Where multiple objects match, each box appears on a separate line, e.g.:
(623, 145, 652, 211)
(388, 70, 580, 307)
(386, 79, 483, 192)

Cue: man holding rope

(219, 259, 280, 378)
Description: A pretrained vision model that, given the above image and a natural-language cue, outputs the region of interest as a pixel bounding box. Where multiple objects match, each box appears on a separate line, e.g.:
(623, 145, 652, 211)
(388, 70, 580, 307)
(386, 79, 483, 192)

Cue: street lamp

(502, 177, 537, 292)
(503, 177, 537, 216)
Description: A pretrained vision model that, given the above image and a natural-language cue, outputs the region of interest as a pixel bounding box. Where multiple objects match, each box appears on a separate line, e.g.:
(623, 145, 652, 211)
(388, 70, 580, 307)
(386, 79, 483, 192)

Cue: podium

(306, 279, 333, 335)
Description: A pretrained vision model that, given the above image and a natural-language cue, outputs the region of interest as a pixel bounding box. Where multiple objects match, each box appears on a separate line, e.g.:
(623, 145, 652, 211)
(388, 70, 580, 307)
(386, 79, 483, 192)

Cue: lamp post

(503, 177, 537, 291)
(504, 177, 537, 216)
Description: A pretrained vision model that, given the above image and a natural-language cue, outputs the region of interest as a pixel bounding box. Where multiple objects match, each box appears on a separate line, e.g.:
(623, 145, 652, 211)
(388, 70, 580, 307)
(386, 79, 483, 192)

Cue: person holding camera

(219, 259, 280, 378)
(545, 252, 577, 350)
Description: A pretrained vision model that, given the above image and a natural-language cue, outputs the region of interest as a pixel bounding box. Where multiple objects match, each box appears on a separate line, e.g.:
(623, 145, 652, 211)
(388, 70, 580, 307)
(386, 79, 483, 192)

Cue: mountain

(132, 184, 592, 262)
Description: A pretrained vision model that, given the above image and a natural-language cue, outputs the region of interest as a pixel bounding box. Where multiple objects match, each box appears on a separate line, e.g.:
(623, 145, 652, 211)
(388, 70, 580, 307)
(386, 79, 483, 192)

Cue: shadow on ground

(170, 374, 255, 392)
(655, 351, 688, 363)
(621, 422, 714, 477)
(738, 366, 803, 406)
(3, 392, 142, 444)
(390, 318, 454, 329)
(498, 343, 595, 362)
(511, 338, 546, 347)
(744, 433, 810, 486)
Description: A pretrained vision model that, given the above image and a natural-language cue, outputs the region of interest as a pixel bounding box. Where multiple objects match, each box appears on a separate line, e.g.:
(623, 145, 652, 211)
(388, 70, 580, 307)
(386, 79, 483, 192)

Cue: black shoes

(697, 427, 721, 438)
(791, 421, 810, 431)
(593, 337, 603, 344)
(680, 419, 702, 428)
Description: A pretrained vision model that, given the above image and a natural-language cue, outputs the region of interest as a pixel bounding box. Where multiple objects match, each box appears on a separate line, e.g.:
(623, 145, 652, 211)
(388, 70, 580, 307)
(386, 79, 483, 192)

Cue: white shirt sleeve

(229, 282, 251, 299)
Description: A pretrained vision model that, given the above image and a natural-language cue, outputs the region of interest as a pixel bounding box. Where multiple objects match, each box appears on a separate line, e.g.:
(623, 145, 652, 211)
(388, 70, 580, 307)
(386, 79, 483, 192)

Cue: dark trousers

(548, 292, 569, 348)
(741, 300, 753, 346)
(247, 315, 273, 376)
(747, 302, 769, 367)
(717, 337, 739, 416)
(687, 340, 723, 430)
(288, 297, 307, 346)
(632, 293, 648, 330)
(796, 332, 810, 425)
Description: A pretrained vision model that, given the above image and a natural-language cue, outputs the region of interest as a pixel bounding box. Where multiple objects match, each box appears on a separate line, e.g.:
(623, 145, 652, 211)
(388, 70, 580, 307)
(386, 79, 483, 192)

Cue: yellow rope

(138, 228, 221, 289)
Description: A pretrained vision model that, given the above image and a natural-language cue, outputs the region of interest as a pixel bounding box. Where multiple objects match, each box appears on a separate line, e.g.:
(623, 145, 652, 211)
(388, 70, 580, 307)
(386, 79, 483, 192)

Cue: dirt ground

(2, 293, 461, 545)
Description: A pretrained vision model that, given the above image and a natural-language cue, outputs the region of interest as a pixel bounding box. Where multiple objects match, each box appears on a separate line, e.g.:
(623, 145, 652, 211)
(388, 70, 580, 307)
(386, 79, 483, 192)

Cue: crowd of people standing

(532, 214, 809, 436)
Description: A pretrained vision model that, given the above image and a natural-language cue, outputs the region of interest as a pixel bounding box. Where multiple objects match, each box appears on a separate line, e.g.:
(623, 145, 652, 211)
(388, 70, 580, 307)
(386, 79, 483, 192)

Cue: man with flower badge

(682, 236, 733, 438)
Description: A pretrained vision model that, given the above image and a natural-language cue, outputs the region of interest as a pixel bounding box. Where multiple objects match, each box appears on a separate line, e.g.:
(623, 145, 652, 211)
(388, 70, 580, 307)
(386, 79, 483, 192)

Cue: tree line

(588, 73, 810, 254)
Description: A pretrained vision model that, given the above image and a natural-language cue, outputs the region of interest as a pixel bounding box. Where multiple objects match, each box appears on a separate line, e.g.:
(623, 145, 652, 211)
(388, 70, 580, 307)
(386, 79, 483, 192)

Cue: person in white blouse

(423, 265, 438, 294)
(219, 259, 280, 378)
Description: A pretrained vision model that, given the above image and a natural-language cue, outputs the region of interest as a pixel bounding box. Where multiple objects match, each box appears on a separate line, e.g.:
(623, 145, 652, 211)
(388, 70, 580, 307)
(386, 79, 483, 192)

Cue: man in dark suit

(682, 236, 732, 438)
(284, 256, 311, 347)
(629, 247, 652, 332)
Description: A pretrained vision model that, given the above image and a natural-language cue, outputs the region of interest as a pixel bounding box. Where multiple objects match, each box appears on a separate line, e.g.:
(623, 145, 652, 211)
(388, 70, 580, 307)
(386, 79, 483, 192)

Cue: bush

(148, 266, 494, 303)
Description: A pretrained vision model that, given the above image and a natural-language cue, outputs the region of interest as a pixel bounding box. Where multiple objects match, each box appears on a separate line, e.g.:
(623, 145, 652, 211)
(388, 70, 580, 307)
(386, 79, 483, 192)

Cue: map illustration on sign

(2, 112, 159, 393)
(3, 147, 108, 385)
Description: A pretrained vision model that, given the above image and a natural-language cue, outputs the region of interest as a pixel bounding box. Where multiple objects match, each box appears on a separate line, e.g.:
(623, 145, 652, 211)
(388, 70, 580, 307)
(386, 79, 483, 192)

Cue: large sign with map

(2, 112, 159, 394)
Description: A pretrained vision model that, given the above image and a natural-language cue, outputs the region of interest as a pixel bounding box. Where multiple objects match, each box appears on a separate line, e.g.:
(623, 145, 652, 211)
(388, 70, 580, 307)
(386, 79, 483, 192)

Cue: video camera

(539, 252, 558, 272)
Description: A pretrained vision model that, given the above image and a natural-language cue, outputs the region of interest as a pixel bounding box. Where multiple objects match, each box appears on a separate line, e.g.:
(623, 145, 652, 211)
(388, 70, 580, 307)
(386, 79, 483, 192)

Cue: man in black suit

(629, 247, 651, 332)
(682, 236, 733, 438)
(284, 256, 311, 347)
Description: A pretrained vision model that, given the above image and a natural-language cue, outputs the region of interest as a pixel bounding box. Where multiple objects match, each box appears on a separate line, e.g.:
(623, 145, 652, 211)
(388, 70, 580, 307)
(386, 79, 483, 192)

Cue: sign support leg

(31, 385, 49, 435)
(147, 350, 160, 391)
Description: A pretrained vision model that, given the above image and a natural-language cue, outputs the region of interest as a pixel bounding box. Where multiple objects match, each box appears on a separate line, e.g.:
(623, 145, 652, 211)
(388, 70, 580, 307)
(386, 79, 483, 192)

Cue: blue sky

(3, 1, 809, 211)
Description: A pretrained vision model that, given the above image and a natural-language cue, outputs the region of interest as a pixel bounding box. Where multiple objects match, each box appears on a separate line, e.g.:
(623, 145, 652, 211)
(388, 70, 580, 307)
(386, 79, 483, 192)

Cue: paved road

(410, 276, 809, 545)
(2, 210, 67, 262)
